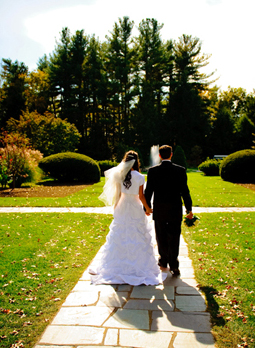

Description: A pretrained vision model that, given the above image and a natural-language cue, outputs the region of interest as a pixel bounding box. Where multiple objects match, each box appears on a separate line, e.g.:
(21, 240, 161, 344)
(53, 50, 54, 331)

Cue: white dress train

(90, 170, 167, 285)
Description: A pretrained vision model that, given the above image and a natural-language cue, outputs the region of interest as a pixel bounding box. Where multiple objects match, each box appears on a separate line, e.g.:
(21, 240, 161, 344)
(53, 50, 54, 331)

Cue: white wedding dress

(90, 170, 166, 285)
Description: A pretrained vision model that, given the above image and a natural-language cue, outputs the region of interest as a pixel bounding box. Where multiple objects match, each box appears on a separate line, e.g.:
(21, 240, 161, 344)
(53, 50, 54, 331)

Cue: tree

(25, 69, 50, 114)
(6, 110, 81, 157)
(134, 18, 165, 162)
(106, 16, 135, 148)
(166, 35, 214, 156)
(208, 106, 235, 155)
(83, 35, 110, 159)
(235, 114, 255, 150)
(48, 27, 73, 119)
(246, 92, 255, 125)
(0, 59, 28, 127)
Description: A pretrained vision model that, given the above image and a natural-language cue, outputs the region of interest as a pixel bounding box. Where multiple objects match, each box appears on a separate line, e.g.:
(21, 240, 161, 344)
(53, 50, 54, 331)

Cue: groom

(145, 145, 193, 275)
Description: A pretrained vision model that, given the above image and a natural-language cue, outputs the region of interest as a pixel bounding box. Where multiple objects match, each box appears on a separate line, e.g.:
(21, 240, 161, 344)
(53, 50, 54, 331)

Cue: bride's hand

(145, 207, 153, 215)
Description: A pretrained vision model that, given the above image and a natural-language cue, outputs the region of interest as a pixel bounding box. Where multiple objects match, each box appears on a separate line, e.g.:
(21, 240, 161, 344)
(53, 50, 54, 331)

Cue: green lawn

(183, 212, 255, 348)
(0, 172, 255, 207)
(188, 171, 255, 207)
(0, 213, 111, 348)
(0, 181, 105, 207)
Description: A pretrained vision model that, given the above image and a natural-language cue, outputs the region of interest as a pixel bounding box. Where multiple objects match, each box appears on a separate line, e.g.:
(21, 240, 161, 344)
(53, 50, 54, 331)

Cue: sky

(0, 0, 254, 93)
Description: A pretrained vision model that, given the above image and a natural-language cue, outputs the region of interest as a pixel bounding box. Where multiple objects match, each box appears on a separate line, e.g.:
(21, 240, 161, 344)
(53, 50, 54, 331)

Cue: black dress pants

(154, 220, 181, 270)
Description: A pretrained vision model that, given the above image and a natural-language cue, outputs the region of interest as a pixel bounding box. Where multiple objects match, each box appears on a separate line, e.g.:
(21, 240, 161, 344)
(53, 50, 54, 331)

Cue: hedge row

(39, 152, 100, 183)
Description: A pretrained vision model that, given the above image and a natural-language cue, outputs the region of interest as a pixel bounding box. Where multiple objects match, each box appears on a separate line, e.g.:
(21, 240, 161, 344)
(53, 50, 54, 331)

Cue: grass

(0, 180, 105, 207)
(187, 171, 255, 207)
(0, 213, 112, 348)
(183, 212, 255, 348)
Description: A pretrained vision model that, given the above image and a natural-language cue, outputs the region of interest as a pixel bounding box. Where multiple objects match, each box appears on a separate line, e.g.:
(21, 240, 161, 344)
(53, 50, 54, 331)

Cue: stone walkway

(0, 206, 255, 214)
(1, 206, 254, 347)
(34, 232, 215, 348)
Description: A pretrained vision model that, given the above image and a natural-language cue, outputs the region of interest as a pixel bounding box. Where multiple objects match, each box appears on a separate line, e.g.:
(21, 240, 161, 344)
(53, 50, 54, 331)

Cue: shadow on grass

(200, 286, 225, 327)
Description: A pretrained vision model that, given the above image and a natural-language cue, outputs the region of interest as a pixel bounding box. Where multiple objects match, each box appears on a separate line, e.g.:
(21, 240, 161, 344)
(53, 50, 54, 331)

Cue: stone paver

(124, 298, 174, 311)
(174, 332, 216, 347)
(176, 295, 207, 311)
(104, 328, 118, 346)
(39, 326, 105, 345)
(119, 329, 173, 348)
(131, 284, 175, 300)
(104, 308, 149, 330)
(176, 286, 202, 295)
(151, 311, 212, 332)
(51, 306, 114, 326)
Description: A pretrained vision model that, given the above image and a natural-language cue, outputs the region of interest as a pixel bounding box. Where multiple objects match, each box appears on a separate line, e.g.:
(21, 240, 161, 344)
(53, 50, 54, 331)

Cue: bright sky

(0, 0, 254, 93)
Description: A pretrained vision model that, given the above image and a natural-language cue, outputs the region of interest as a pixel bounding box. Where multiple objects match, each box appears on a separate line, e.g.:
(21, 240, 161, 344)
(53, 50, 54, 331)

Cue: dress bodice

(121, 170, 145, 195)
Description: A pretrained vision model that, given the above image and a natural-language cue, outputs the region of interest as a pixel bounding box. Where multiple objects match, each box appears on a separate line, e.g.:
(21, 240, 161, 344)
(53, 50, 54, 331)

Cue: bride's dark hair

(123, 150, 140, 189)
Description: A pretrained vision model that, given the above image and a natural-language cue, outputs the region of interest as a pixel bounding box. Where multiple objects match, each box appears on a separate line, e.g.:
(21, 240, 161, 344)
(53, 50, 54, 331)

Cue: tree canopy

(1, 17, 254, 164)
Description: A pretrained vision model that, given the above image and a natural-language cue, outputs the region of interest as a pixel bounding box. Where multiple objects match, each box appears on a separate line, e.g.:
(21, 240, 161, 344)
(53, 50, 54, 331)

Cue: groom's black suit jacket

(145, 161, 192, 222)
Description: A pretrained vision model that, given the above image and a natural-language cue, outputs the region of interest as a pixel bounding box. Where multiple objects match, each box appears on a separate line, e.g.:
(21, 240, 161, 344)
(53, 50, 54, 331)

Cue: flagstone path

(1, 206, 254, 347)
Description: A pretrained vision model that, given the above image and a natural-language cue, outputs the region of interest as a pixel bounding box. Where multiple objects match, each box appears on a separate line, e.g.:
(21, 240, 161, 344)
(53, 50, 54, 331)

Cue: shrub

(7, 110, 81, 157)
(97, 160, 118, 176)
(39, 152, 100, 183)
(220, 149, 255, 183)
(0, 131, 43, 188)
(198, 158, 222, 176)
(172, 145, 187, 169)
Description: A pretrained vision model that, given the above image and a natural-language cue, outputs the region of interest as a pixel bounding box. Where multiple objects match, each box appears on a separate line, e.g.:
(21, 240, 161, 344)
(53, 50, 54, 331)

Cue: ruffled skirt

(90, 193, 166, 285)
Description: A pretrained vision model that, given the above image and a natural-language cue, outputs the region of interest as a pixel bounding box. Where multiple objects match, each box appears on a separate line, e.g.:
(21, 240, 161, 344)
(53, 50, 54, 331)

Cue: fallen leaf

(23, 321, 32, 326)
(10, 341, 24, 348)
(10, 330, 19, 336)
(2, 309, 12, 314)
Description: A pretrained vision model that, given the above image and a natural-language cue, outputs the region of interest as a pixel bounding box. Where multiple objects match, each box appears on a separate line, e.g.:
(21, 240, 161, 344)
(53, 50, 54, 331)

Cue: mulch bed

(238, 183, 255, 191)
(0, 182, 90, 198)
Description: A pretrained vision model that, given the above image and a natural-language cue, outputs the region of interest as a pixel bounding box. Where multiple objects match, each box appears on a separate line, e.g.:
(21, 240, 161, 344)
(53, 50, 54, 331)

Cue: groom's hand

(186, 211, 193, 219)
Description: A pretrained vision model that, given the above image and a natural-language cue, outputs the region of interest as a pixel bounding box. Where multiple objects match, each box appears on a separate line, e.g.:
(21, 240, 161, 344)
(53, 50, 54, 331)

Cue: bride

(90, 150, 167, 285)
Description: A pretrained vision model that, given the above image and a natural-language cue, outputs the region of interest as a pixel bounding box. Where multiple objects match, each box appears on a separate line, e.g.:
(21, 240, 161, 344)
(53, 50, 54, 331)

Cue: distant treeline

(0, 17, 255, 164)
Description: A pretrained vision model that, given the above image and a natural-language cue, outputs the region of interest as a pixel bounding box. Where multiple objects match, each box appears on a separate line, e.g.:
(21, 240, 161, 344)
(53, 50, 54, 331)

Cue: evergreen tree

(167, 35, 213, 155)
(0, 59, 28, 127)
(48, 27, 73, 120)
(209, 106, 235, 155)
(135, 18, 165, 162)
(84, 36, 109, 159)
(235, 114, 255, 150)
(172, 145, 187, 169)
(106, 16, 135, 149)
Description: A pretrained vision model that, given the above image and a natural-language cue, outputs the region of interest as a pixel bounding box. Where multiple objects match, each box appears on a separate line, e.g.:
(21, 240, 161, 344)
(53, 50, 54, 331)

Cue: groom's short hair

(159, 145, 172, 159)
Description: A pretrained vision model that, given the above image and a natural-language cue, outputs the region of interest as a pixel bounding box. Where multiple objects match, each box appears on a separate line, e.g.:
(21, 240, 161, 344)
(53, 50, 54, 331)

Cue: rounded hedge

(198, 158, 222, 176)
(97, 160, 118, 176)
(220, 149, 255, 183)
(39, 152, 100, 183)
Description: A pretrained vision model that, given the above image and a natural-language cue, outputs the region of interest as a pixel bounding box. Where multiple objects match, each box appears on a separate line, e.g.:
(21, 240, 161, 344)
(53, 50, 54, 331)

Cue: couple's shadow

(107, 275, 220, 346)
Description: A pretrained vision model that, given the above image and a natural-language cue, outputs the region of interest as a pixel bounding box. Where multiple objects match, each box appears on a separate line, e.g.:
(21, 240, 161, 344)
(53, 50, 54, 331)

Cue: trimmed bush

(39, 152, 100, 183)
(97, 160, 118, 176)
(172, 145, 187, 169)
(198, 158, 222, 176)
(220, 149, 255, 183)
